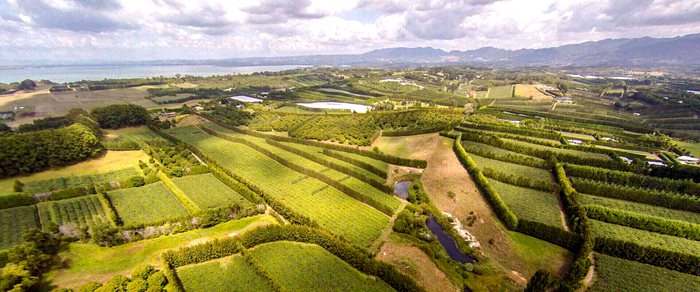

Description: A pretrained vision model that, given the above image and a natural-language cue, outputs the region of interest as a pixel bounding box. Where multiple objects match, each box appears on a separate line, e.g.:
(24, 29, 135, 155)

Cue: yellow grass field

(0, 150, 149, 193)
(514, 84, 551, 100)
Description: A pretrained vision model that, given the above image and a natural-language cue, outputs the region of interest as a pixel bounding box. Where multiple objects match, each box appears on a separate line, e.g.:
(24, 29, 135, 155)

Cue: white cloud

(0, 0, 698, 61)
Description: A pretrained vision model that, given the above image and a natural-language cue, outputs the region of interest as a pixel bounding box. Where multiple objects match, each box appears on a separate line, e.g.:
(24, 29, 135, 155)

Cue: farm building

(567, 139, 583, 145)
(647, 161, 667, 167)
(619, 156, 633, 164)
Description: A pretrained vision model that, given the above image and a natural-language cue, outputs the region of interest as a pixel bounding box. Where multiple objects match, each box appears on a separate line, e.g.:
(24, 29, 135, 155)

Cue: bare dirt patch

(377, 235, 459, 292)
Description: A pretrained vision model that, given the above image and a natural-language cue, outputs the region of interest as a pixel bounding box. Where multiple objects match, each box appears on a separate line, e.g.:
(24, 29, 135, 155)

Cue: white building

(567, 139, 583, 145)
(647, 161, 667, 167)
(620, 156, 633, 164)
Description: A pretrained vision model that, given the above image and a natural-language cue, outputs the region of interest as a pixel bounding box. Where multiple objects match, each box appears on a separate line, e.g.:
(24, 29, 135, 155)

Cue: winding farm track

(369, 200, 408, 253)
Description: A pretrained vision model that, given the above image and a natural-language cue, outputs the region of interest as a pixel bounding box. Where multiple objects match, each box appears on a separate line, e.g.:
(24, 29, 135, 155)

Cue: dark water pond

(426, 216, 476, 264)
(393, 181, 412, 199)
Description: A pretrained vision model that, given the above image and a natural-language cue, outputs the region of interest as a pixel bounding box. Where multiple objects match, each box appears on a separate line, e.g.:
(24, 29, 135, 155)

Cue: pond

(393, 181, 412, 199)
(426, 216, 476, 264)
(296, 101, 371, 113)
(229, 95, 263, 103)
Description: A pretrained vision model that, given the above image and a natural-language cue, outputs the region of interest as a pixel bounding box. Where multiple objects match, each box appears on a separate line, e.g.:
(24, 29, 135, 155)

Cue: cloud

(7, 0, 133, 32)
(0, 0, 698, 61)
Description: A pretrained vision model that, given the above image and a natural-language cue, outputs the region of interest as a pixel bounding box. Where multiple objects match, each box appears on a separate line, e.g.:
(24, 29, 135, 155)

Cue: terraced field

(0, 205, 39, 249)
(172, 173, 249, 209)
(37, 195, 112, 229)
(165, 126, 389, 247)
(106, 182, 190, 227)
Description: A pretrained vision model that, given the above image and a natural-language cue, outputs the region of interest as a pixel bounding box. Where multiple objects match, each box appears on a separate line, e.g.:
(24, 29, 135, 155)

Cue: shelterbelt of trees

(0, 104, 152, 178)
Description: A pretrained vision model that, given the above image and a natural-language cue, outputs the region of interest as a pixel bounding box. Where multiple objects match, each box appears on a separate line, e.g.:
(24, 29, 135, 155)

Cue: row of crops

(447, 111, 700, 289)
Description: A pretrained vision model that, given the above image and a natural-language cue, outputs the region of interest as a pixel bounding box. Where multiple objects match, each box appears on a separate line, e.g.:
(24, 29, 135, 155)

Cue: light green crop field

(37, 195, 111, 229)
(177, 254, 275, 292)
(674, 139, 700, 157)
(461, 140, 548, 165)
(489, 180, 562, 227)
(591, 253, 700, 292)
(250, 241, 394, 292)
(0, 150, 149, 194)
(165, 126, 388, 247)
(278, 141, 386, 182)
(556, 131, 595, 141)
(468, 152, 553, 181)
(580, 193, 700, 224)
(24, 167, 141, 194)
(106, 182, 190, 227)
(103, 126, 169, 146)
(500, 138, 611, 160)
(209, 126, 399, 213)
(489, 85, 513, 99)
(591, 220, 700, 255)
(151, 93, 195, 103)
(48, 215, 277, 289)
(172, 173, 249, 209)
(0, 205, 39, 249)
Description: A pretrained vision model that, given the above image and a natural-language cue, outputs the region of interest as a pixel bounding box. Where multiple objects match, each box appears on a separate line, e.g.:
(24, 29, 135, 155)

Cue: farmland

(177, 254, 275, 292)
(165, 126, 389, 247)
(106, 182, 190, 227)
(0, 205, 39, 249)
(592, 253, 700, 292)
(37, 195, 112, 230)
(489, 180, 562, 227)
(172, 173, 249, 209)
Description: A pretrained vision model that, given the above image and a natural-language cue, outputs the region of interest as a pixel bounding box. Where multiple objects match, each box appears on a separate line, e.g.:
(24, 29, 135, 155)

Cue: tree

(16, 80, 36, 91)
(525, 269, 551, 292)
(90, 104, 150, 129)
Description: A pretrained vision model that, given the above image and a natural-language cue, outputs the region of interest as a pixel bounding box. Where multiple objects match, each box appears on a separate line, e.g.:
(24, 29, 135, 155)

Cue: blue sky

(0, 0, 699, 62)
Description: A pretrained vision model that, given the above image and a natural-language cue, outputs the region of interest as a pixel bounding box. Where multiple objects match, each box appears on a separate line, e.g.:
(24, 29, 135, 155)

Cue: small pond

(426, 216, 476, 264)
(229, 95, 263, 103)
(393, 181, 412, 199)
(296, 101, 371, 113)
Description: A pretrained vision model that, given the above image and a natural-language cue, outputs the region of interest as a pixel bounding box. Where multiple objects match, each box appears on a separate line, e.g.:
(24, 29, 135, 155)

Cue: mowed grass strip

(0, 205, 39, 249)
(489, 180, 562, 227)
(37, 195, 111, 229)
(106, 182, 189, 227)
(166, 126, 388, 247)
(579, 193, 700, 224)
(177, 254, 275, 292)
(172, 173, 249, 209)
(250, 241, 394, 292)
(591, 219, 700, 255)
(591, 253, 700, 292)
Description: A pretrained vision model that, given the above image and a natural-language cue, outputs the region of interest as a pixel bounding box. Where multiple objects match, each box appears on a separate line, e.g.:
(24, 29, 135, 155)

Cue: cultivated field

(490, 180, 562, 227)
(37, 195, 112, 230)
(591, 253, 700, 291)
(106, 182, 190, 227)
(0, 205, 39, 249)
(178, 254, 275, 292)
(172, 173, 249, 209)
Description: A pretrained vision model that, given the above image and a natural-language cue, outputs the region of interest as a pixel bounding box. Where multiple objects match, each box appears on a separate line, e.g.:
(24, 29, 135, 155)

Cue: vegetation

(490, 180, 562, 227)
(0, 206, 39, 249)
(106, 182, 190, 227)
(91, 104, 150, 129)
(591, 253, 700, 291)
(37, 195, 112, 232)
(172, 173, 249, 210)
(0, 123, 103, 178)
(177, 254, 275, 292)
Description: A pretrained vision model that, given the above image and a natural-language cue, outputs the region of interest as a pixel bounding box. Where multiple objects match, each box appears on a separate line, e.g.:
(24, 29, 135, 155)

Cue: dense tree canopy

(90, 104, 150, 129)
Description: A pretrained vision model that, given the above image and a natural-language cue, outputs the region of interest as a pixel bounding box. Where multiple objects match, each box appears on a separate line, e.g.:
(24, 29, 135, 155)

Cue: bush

(0, 193, 35, 210)
(91, 104, 150, 129)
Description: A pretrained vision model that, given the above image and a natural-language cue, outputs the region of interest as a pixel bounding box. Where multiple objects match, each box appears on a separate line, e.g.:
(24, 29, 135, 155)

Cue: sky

(0, 0, 699, 62)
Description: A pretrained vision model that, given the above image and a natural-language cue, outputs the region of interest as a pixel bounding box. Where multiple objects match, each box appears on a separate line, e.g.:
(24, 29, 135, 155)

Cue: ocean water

(0, 64, 308, 83)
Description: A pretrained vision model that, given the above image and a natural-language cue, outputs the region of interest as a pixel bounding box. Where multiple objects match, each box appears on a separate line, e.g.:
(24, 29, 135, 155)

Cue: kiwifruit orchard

(1, 67, 700, 292)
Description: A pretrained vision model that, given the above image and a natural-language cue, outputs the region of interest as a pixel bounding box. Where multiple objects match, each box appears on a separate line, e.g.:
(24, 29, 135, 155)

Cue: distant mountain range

(169, 33, 699, 68)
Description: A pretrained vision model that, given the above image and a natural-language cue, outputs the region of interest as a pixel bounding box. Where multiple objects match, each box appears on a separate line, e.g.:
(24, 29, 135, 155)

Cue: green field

(250, 241, 394, 291)
(151, 93, 195, 103)
(674, 139, 700, 157)
(0, 205, 39, 249)
(24, 167, 141, 194)
(106, 182, 189, 227)
(580, 193, 700, 224)
(468, 152, 553, 181)
(49, 215, 277, 289)
(37, 195, 111, 230)
(489, 180, 562, 227)
(277, 141, 386, 182)
(591, 220, 700, 255)
(177, 254, 275, 292)
(166, 126, 388, 247)
(591, 253, 700, 291)
(172, 173, 249, 209)
(500, 138, 611, 160)
(489, 85, 513, 99)
(462, 140, 548, 165)
(103, 126, 169, 147)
